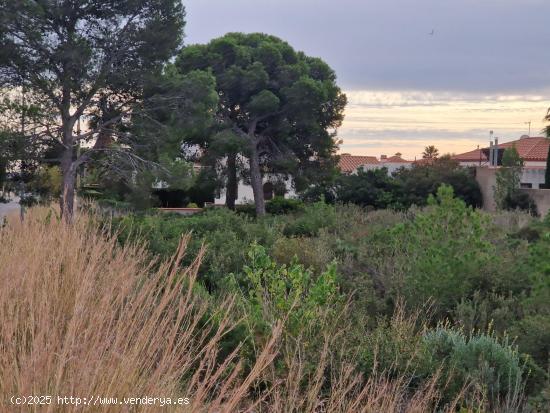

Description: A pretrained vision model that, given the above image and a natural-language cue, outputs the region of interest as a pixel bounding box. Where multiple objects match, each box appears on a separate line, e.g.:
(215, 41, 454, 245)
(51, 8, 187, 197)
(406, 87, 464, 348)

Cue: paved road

(0, 196, 21, 220)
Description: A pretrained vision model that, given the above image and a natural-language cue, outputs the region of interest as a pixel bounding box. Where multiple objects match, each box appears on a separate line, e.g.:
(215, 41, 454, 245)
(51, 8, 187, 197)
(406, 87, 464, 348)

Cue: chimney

(488, 130, 495, 167)
(380, 154, 387, 160)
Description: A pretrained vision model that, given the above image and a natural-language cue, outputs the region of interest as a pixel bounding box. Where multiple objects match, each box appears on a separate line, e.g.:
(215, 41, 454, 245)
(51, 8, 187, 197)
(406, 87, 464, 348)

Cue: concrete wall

(475, 166, 550, 216)
(520, 188, 550, 216)
(475, 167, 497, 211)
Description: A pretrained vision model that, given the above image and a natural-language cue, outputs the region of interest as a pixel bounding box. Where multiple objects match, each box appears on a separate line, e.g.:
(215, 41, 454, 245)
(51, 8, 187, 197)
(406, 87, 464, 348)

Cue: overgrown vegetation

(495, 146, 538, 215)
(2, 206, 527, 412)
(1, 2, 549, 412)
(106, 185, 550, 411)
(309, 156, 483, 210)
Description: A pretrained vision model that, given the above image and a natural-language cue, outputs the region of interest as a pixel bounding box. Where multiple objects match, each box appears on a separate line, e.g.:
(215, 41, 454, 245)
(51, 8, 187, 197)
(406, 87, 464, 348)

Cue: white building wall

(214, 176, 296, 205)
(356, 162, 412, 175)
(525, 161, 546, 167)
(521, 168, 546, 189)
(459, 161, 488, 167)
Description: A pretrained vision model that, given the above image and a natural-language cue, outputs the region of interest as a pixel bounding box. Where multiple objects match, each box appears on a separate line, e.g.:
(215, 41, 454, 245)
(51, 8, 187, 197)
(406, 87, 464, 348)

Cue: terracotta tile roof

(338, 154, 379, 173)
(413, 158, 435, 165)
(452, 148, 488, 162)
(385, 155, 412, 163)
(453, 136, 550, 162)
(497, 137, 549, 161)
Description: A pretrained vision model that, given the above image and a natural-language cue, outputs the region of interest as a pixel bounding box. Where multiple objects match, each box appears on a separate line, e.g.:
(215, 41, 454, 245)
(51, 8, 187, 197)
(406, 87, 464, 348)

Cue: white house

(214, 174, 296, 205)
(338, 153, 413, 175)
(213, 155, 296, 205)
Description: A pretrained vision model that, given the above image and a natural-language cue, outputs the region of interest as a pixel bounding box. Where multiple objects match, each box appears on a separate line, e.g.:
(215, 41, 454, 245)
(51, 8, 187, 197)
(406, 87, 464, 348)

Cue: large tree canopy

(0, 0, 185, 220)
(176, 33, 347, 215)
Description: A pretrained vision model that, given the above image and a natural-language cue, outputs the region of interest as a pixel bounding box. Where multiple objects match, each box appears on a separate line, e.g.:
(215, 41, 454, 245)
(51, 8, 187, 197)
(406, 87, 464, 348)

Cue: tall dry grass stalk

(261, 305, 456, 413)
(0, 208, 278, 412)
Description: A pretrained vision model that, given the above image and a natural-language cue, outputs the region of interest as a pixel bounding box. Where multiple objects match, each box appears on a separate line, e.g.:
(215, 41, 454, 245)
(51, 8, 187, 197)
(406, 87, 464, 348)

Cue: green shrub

(365, 185, 528, 319)
(422, 328, 526, 409)
(113, 208, 280, 291)
(265, 196, 304, 214)
(271, 232, 335, 274)
(503, 192, 538, 216)
(229, 243, 343, 339)
(283, 199, 337, 237)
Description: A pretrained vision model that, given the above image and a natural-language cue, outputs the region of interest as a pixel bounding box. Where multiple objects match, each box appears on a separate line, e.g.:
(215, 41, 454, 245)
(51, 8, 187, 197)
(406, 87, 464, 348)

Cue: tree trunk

(226, 152, 238, 210)
(248, 141, 265, 216)
(60, 145, 76, 223)
(545, 144, 550, 188)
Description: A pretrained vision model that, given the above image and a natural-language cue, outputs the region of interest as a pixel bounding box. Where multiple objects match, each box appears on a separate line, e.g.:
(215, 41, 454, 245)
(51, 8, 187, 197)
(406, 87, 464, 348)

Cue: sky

(183, 0, 550, 159)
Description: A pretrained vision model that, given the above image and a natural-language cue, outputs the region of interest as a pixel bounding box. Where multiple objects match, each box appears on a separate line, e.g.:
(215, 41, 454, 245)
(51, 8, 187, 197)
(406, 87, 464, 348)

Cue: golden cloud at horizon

(339, 90, 550, 159)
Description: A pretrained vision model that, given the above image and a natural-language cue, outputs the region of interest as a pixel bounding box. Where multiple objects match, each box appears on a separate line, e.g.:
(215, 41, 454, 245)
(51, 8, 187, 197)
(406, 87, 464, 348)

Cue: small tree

(494, 146, 523, 210)
(544, 109, 550, 188)
(422, 145, 439, 160)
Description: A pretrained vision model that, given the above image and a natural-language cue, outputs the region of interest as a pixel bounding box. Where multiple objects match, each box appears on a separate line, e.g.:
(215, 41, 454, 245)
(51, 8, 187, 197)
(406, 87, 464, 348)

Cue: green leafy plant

(230, 243, 342, 339)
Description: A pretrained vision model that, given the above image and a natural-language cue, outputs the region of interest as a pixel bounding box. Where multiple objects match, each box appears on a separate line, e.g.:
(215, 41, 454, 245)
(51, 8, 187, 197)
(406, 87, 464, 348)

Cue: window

(520, 183, 532, 189)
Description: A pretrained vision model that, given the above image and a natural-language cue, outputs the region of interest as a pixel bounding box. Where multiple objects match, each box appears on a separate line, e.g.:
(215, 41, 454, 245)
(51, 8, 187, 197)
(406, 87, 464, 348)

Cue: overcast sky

(184, 0, 550, 158)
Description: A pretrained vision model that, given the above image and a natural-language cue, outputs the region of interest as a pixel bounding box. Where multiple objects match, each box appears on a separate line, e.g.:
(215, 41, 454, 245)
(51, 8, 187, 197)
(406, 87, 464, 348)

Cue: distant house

(338, 153, 413, 175)
(452, 135, 549, 189)
(212, 155, 296, 205)
(214, 174, 295, 205)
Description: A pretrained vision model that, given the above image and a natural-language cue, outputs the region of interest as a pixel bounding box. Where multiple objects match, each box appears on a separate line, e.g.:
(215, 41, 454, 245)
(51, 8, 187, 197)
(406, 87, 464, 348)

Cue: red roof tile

(452, 148, 488, 162)
(453, 137, 550, 162)
(385, 155, 412, 163)
(338, 154, 379, 173)
(413, 158, 435, 165)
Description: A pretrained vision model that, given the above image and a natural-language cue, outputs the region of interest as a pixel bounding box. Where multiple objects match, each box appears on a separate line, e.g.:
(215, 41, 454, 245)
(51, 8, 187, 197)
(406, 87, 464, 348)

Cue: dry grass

(0, 207, 494, 412)
(261, 304, 455, 413)
(0, 208, 278, 412)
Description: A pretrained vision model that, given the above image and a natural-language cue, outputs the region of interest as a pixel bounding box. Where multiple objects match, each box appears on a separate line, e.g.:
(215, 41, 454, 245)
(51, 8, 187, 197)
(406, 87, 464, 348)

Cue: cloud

(182, 1, 550, 158)
(338, 90, 550, 158)
(184, 0, 550, 93)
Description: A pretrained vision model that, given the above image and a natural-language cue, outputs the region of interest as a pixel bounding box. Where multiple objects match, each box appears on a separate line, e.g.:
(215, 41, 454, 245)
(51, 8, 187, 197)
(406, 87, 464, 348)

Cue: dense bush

(282, 199, 337, 237)
(113, 208, 280, 291)
(265, 196, 305, 214)
(333, 167, 403, 209)
(229, 243, 342, 340)
(503, 191, 538, 216)
(393, 157, 482, 208)
(312, 156, 483, 209)
(423, 328, 525, 409)
(106, 188, 550, 409)
(361, 185, 527, 319)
